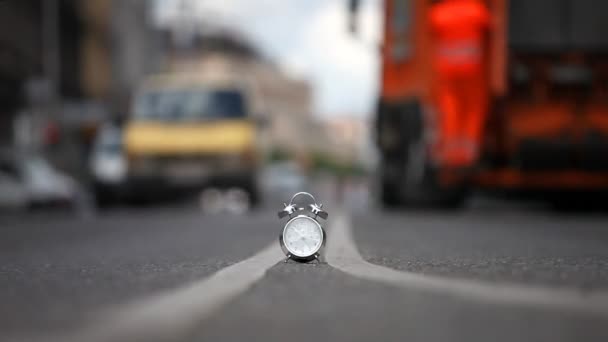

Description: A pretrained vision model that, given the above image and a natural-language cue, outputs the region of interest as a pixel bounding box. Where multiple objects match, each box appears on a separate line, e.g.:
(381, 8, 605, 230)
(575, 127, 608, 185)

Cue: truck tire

(380, 183, 401, 207)
(376, 99, 413, 208)
(376, 98, 468, 209)
(380, 160, 403, 207)
(401, 141, 468, 209)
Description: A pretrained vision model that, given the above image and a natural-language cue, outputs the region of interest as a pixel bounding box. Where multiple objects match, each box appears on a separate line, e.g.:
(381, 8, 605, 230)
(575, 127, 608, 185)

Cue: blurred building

(0, 0, 164, 147)
(324, 116, 375, 168)
(251, 61, 326, 157)
(82, 0, 166, 116)
(0, 0, 166, 182)
(165, 31, 325, 161)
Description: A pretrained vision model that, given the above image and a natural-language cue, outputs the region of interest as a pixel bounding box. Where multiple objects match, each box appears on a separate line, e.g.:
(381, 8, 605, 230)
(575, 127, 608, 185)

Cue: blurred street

(3, 0, 608, 341)
(2, 196, 608, 341)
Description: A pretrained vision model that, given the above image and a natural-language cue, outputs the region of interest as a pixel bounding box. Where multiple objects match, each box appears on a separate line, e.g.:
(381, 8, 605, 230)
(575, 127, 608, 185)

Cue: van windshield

(133, 89, 246, 121)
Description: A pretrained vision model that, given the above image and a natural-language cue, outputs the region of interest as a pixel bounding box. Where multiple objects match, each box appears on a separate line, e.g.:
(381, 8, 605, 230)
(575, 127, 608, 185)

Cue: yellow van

(123, 74, 262, 203)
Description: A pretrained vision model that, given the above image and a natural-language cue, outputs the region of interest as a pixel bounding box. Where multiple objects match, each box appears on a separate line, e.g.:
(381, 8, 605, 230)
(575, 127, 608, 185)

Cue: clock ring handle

(288, 192, 317, 206)
(291, 192, 328, 220)
(279, 192, 328, 220)
(277, 192, 313, 219)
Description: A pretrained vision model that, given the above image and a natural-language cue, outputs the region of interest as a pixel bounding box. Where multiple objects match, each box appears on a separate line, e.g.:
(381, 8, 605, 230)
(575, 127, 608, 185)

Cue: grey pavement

(1, 197, 608, 341)
(191, 263, 608, 342)
(353, 205, 608, 290)
(0, 206, 277, 338)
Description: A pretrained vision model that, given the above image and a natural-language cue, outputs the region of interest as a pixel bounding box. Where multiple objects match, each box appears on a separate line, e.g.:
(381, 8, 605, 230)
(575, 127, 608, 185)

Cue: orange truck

(350, 0, 608, 207)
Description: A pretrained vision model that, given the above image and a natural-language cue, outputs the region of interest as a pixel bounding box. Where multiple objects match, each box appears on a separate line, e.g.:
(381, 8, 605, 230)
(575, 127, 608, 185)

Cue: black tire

(94, 185, 116, 208)
(380, 175, 401, 207)
(244, 178, 261, 207)
(377, 98, 468, 209)
(427, 183, 469, 209)
(248, 187, 260, 207)
(548, 191, 608, 213)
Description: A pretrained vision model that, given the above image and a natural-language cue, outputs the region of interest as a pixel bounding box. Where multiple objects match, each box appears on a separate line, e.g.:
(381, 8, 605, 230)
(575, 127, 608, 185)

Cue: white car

(0, 171, 28, 210)
(90, 125, 127, 205)
(0, 152, 78, 209)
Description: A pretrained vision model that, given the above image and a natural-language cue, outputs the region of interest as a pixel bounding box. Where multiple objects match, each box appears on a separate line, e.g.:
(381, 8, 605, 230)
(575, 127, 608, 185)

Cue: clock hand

(292, 228, 305, 239)
(299, 236, 312, 250)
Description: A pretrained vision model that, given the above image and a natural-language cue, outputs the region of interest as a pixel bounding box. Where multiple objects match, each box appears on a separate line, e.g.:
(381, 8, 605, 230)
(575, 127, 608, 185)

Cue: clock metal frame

(280, 215, 326, 262)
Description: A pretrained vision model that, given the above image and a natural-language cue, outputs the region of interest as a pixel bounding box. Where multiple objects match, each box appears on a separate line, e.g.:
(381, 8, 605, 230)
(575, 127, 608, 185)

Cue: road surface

(1, 198, 608, 341)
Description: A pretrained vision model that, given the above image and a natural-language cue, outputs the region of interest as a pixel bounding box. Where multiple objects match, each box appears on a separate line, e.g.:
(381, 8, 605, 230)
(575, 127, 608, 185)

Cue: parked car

(90, 124, 127, 205)
(0, 151, 78, 209)
(0, 170, 28, 210)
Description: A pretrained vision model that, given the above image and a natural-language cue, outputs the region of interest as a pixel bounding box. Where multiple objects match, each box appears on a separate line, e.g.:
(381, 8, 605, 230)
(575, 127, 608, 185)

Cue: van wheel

(245, 180, 260, 207)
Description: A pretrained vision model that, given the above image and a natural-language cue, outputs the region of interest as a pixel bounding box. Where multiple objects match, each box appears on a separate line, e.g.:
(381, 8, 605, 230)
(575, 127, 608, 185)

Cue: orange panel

(487, 0, 506, 96)
(381, 0, 431, 100)
(475, 169, 608, 190)
(382, 0, 500, 100)
(503, 101, 576, 152)
(585, 103, 608, 135)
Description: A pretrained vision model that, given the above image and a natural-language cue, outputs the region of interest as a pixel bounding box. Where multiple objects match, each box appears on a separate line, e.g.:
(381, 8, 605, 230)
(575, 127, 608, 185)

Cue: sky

(154, 0, 382, 118)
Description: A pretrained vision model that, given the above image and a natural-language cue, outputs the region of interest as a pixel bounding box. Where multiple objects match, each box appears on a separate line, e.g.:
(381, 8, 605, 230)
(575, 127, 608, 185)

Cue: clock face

(282, 216, 324, 258)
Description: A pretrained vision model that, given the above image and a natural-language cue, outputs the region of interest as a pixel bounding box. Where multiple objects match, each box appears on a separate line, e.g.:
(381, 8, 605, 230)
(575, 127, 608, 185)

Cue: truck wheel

(380, 172, 402, 207)
(376, 98, 469, 209)
(406, 103, 468, 208)
(401, 133, 469, 209)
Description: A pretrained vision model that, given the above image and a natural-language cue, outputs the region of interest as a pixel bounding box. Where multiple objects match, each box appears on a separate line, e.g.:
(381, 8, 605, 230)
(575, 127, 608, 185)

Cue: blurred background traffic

(2, 0, 608, 214)
(0, 0, 377, 213)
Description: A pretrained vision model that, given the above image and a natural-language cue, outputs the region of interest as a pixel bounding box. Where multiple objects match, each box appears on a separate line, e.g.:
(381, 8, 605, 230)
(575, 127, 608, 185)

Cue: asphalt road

(0, 205, 277, 339)
(1, 197, 608, 341)
(354, 205, 608, 290)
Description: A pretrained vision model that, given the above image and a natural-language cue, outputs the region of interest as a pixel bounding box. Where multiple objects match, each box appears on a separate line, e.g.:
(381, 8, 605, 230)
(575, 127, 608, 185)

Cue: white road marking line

(62, 242, 284, 342)
(326, 212, 608, 316)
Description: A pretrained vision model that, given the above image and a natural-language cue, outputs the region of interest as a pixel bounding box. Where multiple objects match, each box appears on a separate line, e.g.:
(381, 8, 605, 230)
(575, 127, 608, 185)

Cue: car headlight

(94, 156, 127, 183)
